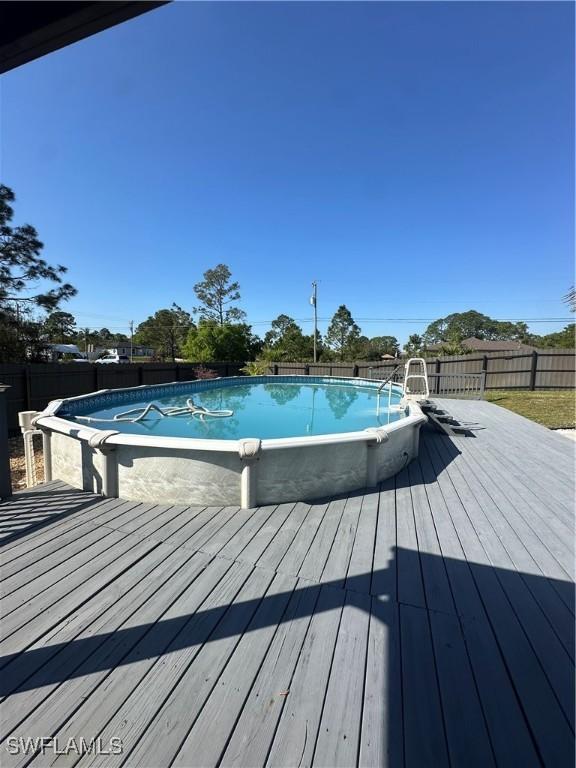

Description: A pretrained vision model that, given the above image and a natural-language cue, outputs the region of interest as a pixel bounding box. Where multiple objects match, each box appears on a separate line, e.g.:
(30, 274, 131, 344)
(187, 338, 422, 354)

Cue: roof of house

(0, 2, 168, 75)
(426, 337, 536, 353)
(462, 337, 536, 352)
(96, 343, 154, 351)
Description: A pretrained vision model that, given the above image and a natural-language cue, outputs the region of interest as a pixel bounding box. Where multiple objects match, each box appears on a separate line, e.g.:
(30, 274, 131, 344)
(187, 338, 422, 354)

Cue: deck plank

(265, 584, 345, 768)
(46, 559, 255, 768)
(111, 565, 275, 768)
(313, 589, 371, 767)
(297, 497, 347, 583)
(0, 543, 197, 735)
(371, 478, 397, 600)
(219, 580, 320, 768)
(359, 597, 403, 768)
(171, 572, 297, 768)
(400, 603, 449, 768)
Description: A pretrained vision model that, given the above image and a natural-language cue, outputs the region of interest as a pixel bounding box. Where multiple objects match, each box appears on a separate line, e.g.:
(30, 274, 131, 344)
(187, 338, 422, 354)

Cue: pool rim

(32, 374, 425, 454)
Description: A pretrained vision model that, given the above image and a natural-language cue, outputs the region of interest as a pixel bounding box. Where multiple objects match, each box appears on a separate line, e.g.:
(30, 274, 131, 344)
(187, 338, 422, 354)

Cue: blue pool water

(66, 381, 406, 440)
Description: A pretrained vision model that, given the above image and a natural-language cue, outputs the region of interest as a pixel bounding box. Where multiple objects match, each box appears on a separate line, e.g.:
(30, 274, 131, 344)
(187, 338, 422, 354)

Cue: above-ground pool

(30, 376, 426, 508)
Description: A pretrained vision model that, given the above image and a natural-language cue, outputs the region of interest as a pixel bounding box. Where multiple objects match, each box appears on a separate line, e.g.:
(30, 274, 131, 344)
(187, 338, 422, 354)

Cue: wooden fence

(0, 349, 573, 433)
(270, 349, 575, 391)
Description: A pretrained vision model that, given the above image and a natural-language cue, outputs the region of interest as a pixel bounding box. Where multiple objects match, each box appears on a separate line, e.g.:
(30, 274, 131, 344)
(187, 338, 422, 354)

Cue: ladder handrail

(376, 364, 404, 393)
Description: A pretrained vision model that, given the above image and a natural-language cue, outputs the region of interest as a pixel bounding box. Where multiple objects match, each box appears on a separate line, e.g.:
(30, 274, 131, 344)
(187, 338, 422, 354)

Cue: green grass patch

(485, 390, 575, 429)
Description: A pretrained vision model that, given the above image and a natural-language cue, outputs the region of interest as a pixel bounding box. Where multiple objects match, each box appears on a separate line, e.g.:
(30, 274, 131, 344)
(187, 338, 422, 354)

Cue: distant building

(91, 344, 155, 359)
(426, 337, 536, 353)
(47, 343, 88, 362)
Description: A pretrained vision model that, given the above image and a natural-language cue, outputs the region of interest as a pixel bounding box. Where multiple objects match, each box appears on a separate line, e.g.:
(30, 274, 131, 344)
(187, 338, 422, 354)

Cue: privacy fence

(269, 349, 576, 391)
(0, 350, 573, 433)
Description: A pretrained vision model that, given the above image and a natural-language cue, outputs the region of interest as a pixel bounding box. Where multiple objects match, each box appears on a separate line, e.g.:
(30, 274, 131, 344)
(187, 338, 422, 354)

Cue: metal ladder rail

(375, 363, 406, 420)
(376, 363, 404, 394)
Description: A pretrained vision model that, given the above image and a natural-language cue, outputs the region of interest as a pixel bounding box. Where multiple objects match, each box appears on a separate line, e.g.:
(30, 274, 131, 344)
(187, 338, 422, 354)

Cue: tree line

(131, 266, 401, 362)
(0, 184, 573, 364)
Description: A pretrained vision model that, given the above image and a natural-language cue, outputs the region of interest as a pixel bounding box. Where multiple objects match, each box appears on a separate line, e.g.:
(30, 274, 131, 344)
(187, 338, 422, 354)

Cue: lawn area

(485, 390, 576, 429)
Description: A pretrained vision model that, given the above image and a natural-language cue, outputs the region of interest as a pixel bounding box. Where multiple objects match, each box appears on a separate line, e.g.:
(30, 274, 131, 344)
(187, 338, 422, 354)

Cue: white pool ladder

(403, 358, 429, 401)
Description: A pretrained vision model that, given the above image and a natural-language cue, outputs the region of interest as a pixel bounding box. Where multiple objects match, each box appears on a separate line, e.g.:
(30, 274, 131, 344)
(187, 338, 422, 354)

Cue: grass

(485, 390, 575, 429)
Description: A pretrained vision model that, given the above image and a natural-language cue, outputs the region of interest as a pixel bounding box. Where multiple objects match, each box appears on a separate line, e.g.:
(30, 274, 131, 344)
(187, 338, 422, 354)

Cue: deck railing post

(529, 350, 538, 391)
(0, 384, 12, 498)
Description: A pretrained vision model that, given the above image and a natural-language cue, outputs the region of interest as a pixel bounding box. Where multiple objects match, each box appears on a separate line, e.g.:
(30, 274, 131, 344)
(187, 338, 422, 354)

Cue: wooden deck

(0, 399, 574, 767)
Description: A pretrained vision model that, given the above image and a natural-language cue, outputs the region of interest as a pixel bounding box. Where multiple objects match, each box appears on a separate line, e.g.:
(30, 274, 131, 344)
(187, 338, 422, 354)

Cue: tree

(193, 264, 246, 326)
(183, 321, 261, 362)
(325, 305, 361, 361)
(44, 311, 76, 343)
(0, 185, 76, 312)
(422, 310, 531, 346)
(356, 335, 400, 360)
(134, 304, 193, 361)
(264, 383, 302, 406)
(0, 185, 76, 362)
(79, 328, 90, 352)
(0, 316, 47, 362)
(404, 334, 424, 356)
(533, 324, 575, 349)
(325, 384, 358, 420)
(262, 315, 317, 361)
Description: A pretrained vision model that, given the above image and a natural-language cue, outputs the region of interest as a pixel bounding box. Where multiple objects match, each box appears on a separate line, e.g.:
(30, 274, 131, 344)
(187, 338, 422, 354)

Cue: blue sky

(1, 1, 574, 344)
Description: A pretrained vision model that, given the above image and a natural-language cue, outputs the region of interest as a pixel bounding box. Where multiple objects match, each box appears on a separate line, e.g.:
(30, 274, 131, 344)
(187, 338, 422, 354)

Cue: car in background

(94, 353, 130, 364)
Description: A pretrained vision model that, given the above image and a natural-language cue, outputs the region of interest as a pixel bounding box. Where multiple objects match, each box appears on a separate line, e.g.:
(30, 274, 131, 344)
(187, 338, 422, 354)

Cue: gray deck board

(171, 572, 297, 768)
(0, 543, 198, 736)
(298, 497, 348, 583)
(359, 597, 402, 768)
(313, 589, 371, 767)
(111, 565, 275, 768)
(49, 558, 252, 768)
(0, 399, 573, 767)
(265, 584, 345, 768)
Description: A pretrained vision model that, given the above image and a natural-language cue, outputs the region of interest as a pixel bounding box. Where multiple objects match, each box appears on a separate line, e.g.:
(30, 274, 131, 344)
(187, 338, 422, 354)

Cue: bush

(240, 360, 271, 376)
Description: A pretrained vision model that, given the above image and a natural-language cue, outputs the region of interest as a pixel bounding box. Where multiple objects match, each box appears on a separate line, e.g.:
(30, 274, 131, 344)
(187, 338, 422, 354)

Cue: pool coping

(32, 374, 426, 455)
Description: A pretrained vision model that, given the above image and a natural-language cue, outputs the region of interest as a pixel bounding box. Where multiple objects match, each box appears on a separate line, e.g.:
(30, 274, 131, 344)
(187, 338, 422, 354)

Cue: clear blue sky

(1, 1, 574, 344)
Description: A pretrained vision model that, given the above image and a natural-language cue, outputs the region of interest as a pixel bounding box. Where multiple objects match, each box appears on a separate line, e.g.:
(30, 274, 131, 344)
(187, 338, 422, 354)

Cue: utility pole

(310, 281, 318, 363)
(129, 320, 134, 363)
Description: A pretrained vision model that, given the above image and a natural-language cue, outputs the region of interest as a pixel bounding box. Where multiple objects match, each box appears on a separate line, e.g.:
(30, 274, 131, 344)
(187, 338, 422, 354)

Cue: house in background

(427, 337, 536, 354)
(91, 344, 155, 360)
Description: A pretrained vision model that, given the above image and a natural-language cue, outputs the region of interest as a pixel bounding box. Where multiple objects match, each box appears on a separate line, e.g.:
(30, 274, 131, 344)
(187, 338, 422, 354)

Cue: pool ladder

(403, 358, 430, 401)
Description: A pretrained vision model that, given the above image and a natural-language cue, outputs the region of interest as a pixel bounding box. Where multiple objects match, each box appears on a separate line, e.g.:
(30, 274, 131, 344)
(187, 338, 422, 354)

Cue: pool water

(68, 382, 406, 440)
